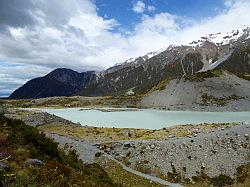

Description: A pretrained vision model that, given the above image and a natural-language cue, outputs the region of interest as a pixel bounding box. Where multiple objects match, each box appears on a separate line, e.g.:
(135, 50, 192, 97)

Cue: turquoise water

(40, 108, 250, 129)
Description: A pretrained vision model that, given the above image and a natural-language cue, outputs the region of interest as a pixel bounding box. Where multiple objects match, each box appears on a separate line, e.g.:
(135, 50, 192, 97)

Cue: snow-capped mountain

(189, 26, 250, 46)
(105, 48, 166, 74)
(78, 26, 250, 96)
(10, 26, 250, 99)
(106, 26, 250, 75)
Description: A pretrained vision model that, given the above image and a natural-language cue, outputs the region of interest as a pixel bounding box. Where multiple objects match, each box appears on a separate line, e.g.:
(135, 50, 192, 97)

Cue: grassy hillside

(0, 114, 118, 187)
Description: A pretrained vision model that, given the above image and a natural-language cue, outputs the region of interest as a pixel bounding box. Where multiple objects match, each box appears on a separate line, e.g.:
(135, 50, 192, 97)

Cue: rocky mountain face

(79, 27, 250, 96)
(9, 68, 98, 99)
(9, 27, 250, 99)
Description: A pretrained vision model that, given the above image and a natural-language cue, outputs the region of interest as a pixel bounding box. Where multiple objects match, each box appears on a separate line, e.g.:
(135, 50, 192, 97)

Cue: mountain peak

(189, 26, 250, 47)
(9, 68, 98, 99)
(48, 68, 79, 75)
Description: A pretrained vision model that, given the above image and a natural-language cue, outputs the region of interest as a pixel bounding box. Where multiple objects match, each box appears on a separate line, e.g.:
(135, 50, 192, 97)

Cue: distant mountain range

(9, 26, 250, 100)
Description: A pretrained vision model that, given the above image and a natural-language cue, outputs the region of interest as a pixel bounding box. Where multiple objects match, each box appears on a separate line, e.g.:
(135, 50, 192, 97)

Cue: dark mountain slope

(9, 68, 98, 99)
(79, 51, 204, 96)
(217, 40, 250, 74)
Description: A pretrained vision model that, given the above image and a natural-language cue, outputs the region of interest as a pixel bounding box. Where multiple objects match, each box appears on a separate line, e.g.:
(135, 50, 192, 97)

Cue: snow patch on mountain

(189, 26, 250, 47)
(105, 26, 250, 75)
(105, 48, 166, 74)
(143, 48, 166, 59)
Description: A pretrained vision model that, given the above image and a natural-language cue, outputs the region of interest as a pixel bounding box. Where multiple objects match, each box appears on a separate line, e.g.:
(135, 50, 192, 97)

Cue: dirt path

(105, 153, 183, 187)
(47, 133, 184, 187)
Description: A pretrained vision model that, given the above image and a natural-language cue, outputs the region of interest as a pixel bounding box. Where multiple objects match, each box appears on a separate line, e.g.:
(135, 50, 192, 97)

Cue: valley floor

(41, 122, 250, 187)
(1, 106, 249, 187)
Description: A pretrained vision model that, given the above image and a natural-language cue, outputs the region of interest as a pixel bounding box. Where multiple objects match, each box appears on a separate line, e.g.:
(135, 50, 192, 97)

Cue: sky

(0, 0, 250, 97)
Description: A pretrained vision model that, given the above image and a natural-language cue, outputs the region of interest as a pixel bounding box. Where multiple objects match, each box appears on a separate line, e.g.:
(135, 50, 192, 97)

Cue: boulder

(26, 159, 44, 166)
(95, 152, 102, 157)
(124, 142, 131, 148)
(0, 161, 10, 171)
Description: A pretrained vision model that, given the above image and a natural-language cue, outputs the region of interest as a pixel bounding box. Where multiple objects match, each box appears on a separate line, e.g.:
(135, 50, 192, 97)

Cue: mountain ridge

(78, 27, 250, 96)
(9, 26, 250, 99)
(9, 68, 98, 99)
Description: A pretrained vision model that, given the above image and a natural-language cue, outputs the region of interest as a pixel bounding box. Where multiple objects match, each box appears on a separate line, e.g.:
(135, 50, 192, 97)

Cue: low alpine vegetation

(0, 114, 118, 187)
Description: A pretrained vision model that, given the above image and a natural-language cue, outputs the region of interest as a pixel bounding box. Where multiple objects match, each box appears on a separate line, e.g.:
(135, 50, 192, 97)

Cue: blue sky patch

(95, 0, 227, 32)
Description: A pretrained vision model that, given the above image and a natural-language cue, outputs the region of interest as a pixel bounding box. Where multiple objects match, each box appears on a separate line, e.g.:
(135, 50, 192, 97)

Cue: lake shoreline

(18, 107, 250, 129)
(2, 95, 250, 112)
(2, 107, 250, 186)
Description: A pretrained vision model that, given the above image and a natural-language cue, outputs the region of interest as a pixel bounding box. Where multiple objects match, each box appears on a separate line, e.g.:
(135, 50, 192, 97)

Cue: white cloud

(147, 5, 156, 12)
(9, 27, 25, 40)
(0, 64, 51, 96)
(69, 13, 118, 37)
(224, 0, 238, 7)
(126, 13, 179, 55)
(132, 1, 156, 14)
(0, 0, 250, 96)
(175, 0, 250, 44)
(132, 1, 146, 13)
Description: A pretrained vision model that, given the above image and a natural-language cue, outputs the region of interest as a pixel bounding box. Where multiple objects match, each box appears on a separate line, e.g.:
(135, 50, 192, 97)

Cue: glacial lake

(37, 108, 250, 129)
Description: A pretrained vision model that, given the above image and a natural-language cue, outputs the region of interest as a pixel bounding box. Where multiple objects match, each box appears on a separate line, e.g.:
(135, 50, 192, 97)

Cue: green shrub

(211, 174, 234, 186)
(0, 169, 4, 181)
(185, 69, 223, 81)
(236, 164, 249, 183)
(2, 115, 61, 161)
(0, 113, 117, 187)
